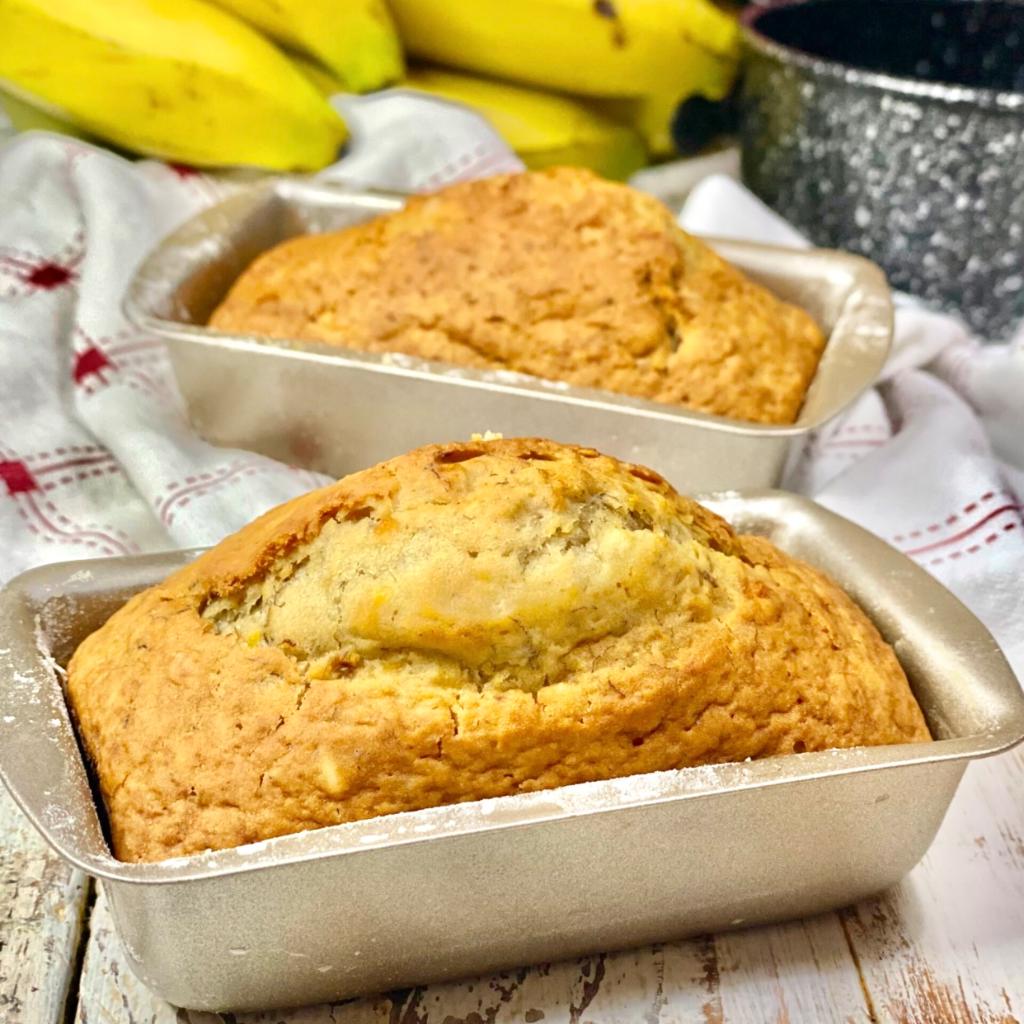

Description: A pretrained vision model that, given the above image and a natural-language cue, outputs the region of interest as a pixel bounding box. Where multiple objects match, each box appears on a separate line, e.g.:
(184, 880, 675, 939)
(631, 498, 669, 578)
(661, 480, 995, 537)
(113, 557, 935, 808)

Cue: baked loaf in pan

(209, 168, 825, 425)
(67, 439, 929, 863)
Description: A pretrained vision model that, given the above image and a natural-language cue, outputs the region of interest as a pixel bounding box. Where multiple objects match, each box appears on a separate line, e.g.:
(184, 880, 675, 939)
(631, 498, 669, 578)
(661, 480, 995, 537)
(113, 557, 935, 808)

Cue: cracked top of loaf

(66, 438, 928, 862)
(208, 167, 825, 425)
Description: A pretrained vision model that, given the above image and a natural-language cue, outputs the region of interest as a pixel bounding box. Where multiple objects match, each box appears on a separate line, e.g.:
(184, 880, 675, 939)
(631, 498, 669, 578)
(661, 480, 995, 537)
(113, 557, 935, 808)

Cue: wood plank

(0, 784, 89, 1024)
(714, 914, 872, 1024)
(842, 746, 1024, 1024)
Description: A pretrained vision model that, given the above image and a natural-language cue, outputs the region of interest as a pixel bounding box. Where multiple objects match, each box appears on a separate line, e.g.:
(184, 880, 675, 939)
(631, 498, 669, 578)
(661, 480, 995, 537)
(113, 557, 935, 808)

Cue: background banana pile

(0, 0, 739, 177)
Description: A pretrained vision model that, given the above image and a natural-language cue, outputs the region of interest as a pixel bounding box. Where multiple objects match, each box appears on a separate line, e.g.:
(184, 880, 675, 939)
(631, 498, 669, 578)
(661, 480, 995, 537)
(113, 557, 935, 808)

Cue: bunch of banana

(0, 0, 405, 170)
(405, 67, 646, 180)
(208, 0, 403, 93)
(390, 0, 741, 157)
(0, 0, 737, 173)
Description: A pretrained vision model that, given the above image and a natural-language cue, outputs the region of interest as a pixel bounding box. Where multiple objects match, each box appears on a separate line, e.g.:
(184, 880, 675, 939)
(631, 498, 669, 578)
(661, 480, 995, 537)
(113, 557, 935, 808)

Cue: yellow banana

(208, 0, 403, 92)
(595, 89, 730, 157)
(0, 87, 92, 140)
(406, 66, 646, 180)
(389, 0, 739, 99)
(288, 51, 347, 97)
(0, 0, 347, 170)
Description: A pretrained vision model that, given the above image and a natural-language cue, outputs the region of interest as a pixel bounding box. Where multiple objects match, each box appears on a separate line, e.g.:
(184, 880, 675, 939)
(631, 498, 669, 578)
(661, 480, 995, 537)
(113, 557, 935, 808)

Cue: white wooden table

(3, 741, 1022, 1024)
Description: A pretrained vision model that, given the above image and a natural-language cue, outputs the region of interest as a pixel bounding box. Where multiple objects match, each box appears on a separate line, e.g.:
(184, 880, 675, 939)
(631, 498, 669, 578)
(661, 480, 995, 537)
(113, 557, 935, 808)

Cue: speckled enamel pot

(740, 0, 1024, 341)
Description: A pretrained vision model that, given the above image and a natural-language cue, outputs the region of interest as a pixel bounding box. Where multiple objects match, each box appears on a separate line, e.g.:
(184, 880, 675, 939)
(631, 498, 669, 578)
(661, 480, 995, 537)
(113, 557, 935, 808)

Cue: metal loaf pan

(123, 179, 893, 492)
(2, 493, 1022, 1012)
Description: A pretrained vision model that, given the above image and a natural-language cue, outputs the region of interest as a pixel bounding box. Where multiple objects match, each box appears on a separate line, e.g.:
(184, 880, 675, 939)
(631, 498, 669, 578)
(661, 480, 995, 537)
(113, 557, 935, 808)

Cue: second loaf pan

(1, 493, 1022, 1012)
(124, 179, 893, 492)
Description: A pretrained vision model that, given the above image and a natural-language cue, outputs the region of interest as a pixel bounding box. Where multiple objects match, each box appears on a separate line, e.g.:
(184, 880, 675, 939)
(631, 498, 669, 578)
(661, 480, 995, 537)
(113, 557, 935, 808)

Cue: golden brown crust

(209, 168, 825, 425)
(66, 438, 929, 863)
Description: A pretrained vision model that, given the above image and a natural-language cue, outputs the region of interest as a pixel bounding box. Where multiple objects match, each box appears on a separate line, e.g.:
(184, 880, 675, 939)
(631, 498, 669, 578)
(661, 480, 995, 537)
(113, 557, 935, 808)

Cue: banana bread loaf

(209, 168, 825, 425)
(66, 438, 928, 862)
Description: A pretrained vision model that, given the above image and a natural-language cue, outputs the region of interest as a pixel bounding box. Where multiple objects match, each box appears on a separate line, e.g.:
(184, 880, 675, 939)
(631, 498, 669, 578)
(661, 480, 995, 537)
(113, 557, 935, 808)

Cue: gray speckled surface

(740, 1, 1024, 341)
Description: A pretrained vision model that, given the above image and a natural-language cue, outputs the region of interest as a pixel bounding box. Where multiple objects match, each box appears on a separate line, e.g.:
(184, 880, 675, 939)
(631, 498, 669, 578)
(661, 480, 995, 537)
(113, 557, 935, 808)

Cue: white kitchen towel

(0, 106, 1021, 679)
